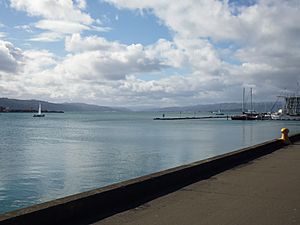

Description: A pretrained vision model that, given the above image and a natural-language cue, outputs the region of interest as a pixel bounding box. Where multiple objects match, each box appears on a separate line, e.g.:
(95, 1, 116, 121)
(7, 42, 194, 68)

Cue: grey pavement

(93, 142, 300, 225)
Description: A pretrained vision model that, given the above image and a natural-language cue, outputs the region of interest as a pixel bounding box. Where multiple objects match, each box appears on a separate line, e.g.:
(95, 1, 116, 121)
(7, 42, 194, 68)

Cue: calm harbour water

(0, 111, 299, 214)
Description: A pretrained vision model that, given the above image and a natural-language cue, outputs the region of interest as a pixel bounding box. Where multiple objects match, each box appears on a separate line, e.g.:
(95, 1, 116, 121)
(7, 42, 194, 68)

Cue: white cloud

(2, 1, 300, 107)
(14, 24, 33, 33)
(29, 32, 63, 42)
(65, 33, 123, 52)
(65, 34, 186, 70)
(97, 0, 300, 104)
(23, 49, 57, 73)
(10, 0, 93, 24)
(9, 0, 105, 42)
(146, 38, 188, 68)
(61, 34, 167, 81)
(104, 0, 241, 40)
(35, 20, 91, 34)
(0, 37, 235, 107)
(104, 0, 300, 43)
(0, 39, 23, 73)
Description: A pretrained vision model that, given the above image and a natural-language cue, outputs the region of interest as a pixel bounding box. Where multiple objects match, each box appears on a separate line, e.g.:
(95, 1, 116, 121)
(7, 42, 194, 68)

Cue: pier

(0, 133, 299, 225)
(96, 138, 300, 225)
(153, 116, 228, 120)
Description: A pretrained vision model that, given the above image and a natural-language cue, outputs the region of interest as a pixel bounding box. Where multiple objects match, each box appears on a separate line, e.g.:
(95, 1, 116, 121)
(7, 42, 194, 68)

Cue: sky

(0, 0, 299, 108)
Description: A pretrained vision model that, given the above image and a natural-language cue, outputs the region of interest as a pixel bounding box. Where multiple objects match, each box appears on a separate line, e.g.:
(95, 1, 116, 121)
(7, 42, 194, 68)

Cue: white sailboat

(33, 103, 45, 117)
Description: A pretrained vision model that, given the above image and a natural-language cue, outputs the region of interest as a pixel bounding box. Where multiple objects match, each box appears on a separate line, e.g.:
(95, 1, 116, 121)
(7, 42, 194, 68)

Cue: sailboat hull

(33, 114, 45, 117)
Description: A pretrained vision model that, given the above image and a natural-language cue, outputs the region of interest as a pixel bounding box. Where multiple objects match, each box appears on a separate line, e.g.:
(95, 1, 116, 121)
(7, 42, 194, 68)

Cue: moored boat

(271, 95, 300, 121)
(231, 113, 257, 120)
(212, 109, 224, 115)
(231, 87, 257, 120)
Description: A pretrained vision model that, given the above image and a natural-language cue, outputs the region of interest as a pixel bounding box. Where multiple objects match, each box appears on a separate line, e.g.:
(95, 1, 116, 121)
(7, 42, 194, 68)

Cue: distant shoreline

(0, 110, 64, 113)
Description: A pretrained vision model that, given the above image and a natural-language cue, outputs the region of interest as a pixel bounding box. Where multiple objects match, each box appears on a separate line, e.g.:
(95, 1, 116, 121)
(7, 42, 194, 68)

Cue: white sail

(38, 103, 42, 115)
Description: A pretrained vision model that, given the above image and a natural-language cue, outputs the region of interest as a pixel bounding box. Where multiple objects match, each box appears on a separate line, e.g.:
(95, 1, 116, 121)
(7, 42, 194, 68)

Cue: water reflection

(0, 112, 299, 213)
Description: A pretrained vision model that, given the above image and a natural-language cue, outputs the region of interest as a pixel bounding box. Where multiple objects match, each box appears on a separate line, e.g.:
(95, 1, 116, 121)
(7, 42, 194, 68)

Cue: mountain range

(148, 102, 283, 113)
(0, 98, 130, 112)
(0, 98, 283, 113)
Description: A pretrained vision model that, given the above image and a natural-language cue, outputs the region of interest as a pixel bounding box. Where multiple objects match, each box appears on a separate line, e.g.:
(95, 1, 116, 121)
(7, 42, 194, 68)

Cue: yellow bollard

(280, 128, 291, 144)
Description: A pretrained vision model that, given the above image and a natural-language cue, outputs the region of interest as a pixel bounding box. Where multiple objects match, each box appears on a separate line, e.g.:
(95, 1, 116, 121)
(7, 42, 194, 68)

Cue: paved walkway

(93, 142, 300, 225)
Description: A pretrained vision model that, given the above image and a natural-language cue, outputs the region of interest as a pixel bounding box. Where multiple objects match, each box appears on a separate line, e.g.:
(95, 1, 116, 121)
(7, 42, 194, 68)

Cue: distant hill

(0, 98, 284, 113)
(0, 98, 130, 112)
(147, 102, 283, 113)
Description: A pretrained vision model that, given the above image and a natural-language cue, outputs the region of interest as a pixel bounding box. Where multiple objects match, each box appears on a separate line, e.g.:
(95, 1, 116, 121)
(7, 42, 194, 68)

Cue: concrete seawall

(1, 133, 300, 225)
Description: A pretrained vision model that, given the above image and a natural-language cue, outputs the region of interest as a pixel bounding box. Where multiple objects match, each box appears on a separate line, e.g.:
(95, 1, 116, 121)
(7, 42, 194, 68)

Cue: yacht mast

(250, 88, 253, 114)
(242, 87, 245, 113)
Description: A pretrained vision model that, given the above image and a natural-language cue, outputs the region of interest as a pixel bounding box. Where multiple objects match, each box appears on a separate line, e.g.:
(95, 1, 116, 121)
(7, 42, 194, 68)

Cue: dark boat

(231, 113, 257, 120)
(33, 114, 45, 117)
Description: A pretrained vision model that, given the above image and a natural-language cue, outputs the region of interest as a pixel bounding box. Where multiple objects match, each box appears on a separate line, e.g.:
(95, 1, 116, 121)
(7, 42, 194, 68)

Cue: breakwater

(1, 133, 299, 225)
(153, 116, 228, 120)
